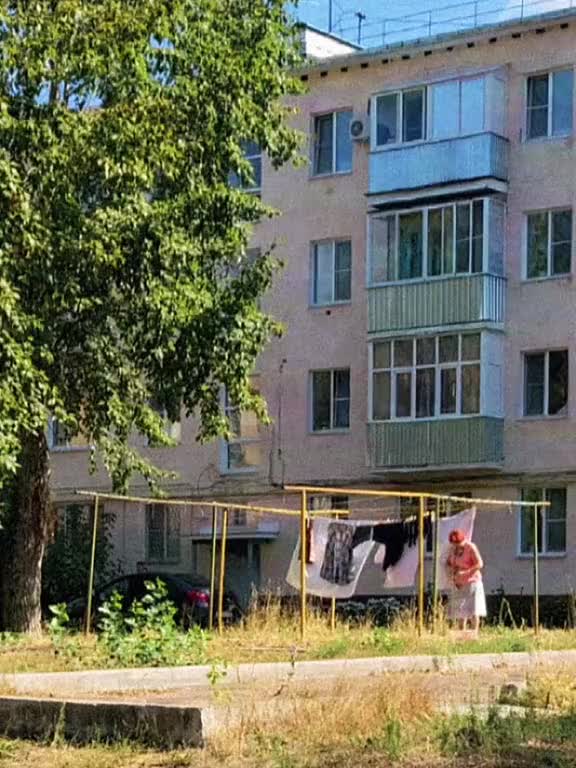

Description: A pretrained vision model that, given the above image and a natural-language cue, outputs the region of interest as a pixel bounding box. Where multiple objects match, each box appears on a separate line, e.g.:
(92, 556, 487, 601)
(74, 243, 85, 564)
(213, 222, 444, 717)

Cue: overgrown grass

(1, 678, 576, 767)
(1, 596, 576, 675)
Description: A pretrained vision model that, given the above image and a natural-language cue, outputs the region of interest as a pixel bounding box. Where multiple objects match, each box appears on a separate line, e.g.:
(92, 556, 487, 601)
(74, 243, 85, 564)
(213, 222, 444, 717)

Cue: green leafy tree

(0, 0, 301, 632)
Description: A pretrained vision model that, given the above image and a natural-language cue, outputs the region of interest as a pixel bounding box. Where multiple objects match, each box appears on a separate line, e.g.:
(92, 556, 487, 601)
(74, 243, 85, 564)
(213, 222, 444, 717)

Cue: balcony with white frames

(369, 74, 509, 197)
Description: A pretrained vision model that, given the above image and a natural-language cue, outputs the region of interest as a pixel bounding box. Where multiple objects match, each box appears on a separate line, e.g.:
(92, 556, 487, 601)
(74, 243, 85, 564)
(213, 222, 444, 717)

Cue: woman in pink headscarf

(446, 528, 486, 636)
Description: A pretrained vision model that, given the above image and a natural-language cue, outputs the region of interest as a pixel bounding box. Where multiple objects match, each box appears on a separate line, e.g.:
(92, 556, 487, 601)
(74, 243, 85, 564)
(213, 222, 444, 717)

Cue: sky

(295, 0, 573, 47)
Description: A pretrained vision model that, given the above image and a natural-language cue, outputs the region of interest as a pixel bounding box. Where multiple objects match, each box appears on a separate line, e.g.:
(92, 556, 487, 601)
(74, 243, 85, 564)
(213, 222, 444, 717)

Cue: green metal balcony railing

(367, 416, 504, 469)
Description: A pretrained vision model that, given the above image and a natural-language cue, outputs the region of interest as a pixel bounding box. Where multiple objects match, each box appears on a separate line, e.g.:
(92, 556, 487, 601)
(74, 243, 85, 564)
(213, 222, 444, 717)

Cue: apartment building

(50, 9, 576, 605)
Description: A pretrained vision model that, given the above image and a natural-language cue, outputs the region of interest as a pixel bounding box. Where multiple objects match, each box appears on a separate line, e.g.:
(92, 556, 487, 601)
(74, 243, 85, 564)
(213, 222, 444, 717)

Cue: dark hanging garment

(319, 521, 357, 585)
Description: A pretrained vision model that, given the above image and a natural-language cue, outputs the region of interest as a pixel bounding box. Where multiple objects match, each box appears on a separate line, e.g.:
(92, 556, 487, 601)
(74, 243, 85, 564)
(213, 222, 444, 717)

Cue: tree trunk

(1, 430, 53, 633)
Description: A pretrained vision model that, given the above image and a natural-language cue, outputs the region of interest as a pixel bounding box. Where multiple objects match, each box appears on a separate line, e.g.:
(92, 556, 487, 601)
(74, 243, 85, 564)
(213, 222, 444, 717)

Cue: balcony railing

(369, 133, 509, 196)
(367, 416, 504, 469)
(368, 273, 505, 334)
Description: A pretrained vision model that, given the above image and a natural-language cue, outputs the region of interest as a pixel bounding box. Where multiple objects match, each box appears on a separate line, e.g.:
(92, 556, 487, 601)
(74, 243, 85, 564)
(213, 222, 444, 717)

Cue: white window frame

(145, 504, 181, 564)
(369, 334, 481, 423)
(311, 109, 353, 177)
(518, 488, 567, 556)
(522, 349, 569, 418)
(524, 208, 573, 280)
(372, 86, 427, 151)
(367, 198, 487, 286)
(220, 387, 261, 474)
(525, 69, 574, 141)
(310, 368, 351, 433)
(310, 239, 352, 306)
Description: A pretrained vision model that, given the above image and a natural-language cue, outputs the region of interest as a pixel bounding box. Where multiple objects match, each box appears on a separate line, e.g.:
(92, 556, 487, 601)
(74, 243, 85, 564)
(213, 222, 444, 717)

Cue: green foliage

(48, 602, 83, 661)
(364, 627, 407, 656)
(43, 503, 117, 608)
(0, 0, 302, 492)
(98, 578, 208, 667)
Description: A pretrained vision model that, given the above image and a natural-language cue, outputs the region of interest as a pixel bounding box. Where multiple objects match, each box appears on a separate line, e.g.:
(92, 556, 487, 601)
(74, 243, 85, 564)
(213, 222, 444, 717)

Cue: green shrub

(98, 578, 208, 667)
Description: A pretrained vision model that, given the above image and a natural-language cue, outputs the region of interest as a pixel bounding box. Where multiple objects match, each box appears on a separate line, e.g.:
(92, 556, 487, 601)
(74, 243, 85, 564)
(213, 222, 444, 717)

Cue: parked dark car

(66, 572, 242, 630)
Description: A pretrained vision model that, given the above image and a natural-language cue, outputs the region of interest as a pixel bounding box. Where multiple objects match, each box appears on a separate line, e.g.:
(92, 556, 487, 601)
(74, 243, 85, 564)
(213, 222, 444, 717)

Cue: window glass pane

(398, 211, 423, 279)
(334, 399, 350, 429)
(439, 335, 458, 363)
(370, 215, 395, 283)
(376, 93, 398, 145)
(237, 410, 259, 440)
(334, 241, 352, 301)
(427, 208, 443, 276)
(461, 78, 485, 134)
(394, 339, 413, 367)
(547, 521, 566, 553)
(373, 371, 391, 420)
(335, 111, 352, 172)
(546, 488, 566, 552)
(455, 203, 471, 272)
(548, 350, 568, 416)
(166, 508, 181, 561)
(147, 506, 165, 561)
(242, 139, 260, 156)
(462, 333, 481, 361)
(552, 209, 572, 242)
(228, 443, 261, 469)
(403, 89, 425, 142)
(313, 243, 333, 304)
(431, 81, 459, 140)
(461, 364, 481, 414)
(552, 70, 573, 136)
(395, 372, 412, 417)
(440, 368, 457, 414)
(314, 114, 333, 174)
(334, 369, 350, 399)
(373, 342, 391, 369)
(312, 371, 332, 430)
(443, 206, 454, 275)
(417, 337, 436, 365)
(552, 241, 571, 275)
(416, 368, 435, 418)
(248, 156, 262, 191)
(525, 353, 545, 415)
(551, 209, 572, 275)
(527, 75, 549, 139)
(471, 200, 484, 272)
(519, 504, 543, 554)
(527, 212, 548, 279)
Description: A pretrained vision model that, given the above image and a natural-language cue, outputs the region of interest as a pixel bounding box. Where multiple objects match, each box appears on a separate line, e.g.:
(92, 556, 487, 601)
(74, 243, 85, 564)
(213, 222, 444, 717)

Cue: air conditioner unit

(349, 115, 369, 142)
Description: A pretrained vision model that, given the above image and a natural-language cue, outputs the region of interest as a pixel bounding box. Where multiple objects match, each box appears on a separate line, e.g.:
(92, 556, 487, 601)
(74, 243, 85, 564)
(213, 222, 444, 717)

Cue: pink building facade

(50, 10, 576, 607)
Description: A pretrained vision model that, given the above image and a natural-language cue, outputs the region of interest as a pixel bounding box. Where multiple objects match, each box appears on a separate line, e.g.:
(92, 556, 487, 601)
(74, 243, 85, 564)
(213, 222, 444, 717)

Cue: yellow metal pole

(85, 495, 100, 635)
(208, 505, 218, 632)
(533, 503, 540, 637)
(300, 490, 308, 642)
(418, 496, 425, 637)
(330, 511, 340, 631)
(217, 506, 229, 636)
(432, 498, 441, 633)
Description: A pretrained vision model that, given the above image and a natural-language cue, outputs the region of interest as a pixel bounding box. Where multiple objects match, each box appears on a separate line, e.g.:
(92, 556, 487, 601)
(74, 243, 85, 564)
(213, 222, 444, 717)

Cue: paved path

(2, 648, 576, 695)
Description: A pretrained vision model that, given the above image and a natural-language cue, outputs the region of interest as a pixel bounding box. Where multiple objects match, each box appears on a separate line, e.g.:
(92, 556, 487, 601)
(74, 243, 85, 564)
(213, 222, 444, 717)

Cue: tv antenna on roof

(355, 11, 366, 45)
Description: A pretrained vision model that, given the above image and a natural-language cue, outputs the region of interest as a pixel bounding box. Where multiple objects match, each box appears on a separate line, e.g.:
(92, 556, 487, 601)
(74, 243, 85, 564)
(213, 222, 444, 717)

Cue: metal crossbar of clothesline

(285, 485, 547, 639)
(77, 486, 547, 641)
(284, 485, 551, 508)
